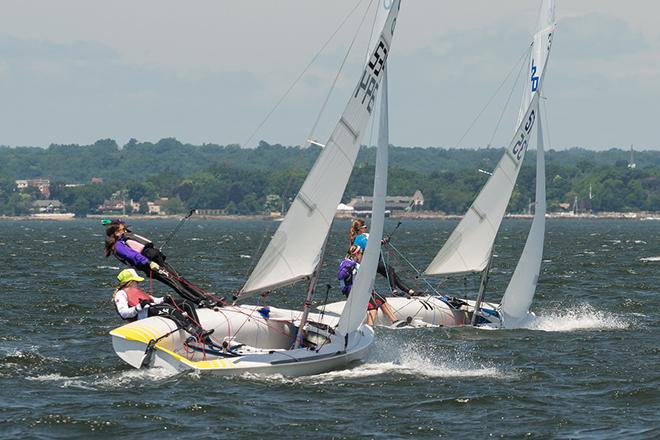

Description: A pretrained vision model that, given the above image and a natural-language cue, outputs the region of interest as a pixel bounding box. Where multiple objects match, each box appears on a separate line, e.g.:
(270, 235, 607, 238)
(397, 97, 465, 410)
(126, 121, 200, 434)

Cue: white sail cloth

(500, 115, 546, 327)
(424, 0, 555, 277)
(241, 1, 401, 296)
(338, 70, 389, 335)
(517, 0, 556, 126)
(424, 94, 540, 276)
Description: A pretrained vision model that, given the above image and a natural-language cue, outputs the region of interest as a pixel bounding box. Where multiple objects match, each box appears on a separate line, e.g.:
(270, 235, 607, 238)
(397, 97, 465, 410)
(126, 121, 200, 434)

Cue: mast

(424, 0, 555, 278)
(500, 106, 547, 327)
(293, 234, 329, 349)
(337, 67, 390, 336)
(239, 1, 401, 298)
(471, 248, 494, 325)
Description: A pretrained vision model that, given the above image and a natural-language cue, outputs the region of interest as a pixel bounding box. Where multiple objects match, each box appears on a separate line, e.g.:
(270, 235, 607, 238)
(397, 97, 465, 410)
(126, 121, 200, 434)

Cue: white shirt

(114, 289, 164, 320)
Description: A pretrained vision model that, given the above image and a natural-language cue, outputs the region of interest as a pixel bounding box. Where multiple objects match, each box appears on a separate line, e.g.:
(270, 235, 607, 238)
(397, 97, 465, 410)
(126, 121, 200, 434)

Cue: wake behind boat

(110, 0, 401, 376)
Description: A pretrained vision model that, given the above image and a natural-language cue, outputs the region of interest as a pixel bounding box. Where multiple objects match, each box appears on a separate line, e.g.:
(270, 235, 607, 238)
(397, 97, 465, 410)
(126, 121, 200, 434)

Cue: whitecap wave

(235, 345, 509, 385)
(35, 368, 178, 390)
(640, 256, 660, 262)
(97, 265, 121, 270)
(527, 304, 630, 332)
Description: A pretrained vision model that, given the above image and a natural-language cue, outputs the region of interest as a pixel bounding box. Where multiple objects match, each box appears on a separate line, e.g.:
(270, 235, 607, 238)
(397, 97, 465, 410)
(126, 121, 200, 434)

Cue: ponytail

(349, 218, 366, 244)
(104, 224, 120, 257)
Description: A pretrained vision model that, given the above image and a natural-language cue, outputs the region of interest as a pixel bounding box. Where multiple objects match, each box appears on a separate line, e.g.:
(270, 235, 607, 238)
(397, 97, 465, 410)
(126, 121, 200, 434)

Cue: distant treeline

(1, 138, 658, 216)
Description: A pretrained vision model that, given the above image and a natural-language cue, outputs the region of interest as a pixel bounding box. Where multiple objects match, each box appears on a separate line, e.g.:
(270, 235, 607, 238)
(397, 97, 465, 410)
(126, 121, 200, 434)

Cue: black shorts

(367, 291, 387, 311)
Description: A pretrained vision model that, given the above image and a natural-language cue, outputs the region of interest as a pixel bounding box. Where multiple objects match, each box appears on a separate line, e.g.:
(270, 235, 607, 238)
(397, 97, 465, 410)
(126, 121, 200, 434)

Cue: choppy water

(0, 219, 658, 439)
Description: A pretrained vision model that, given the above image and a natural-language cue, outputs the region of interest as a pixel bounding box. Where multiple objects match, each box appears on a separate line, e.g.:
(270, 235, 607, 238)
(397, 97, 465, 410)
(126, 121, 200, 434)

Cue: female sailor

(103, 220, 217, 306)
(337, 245, 404, 327)
(349, 218, 416, 296)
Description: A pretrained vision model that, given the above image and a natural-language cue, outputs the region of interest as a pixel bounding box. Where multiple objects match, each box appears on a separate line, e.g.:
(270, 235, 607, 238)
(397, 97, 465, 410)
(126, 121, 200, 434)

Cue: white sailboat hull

(323, 296, 505, 328)
(110, 305, 373, 376)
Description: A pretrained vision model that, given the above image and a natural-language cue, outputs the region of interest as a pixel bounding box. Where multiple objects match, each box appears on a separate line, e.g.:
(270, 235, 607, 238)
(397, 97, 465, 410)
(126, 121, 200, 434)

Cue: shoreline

(1, 212, 659, 221)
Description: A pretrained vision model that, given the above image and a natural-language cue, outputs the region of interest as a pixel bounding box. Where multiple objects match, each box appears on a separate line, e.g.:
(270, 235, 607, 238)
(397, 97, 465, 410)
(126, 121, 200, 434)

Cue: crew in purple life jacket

(112, 268, 212, 340)
(104, 220, 215, 306)
(349, 218, 417, 297)
(337, 245, 405, 327)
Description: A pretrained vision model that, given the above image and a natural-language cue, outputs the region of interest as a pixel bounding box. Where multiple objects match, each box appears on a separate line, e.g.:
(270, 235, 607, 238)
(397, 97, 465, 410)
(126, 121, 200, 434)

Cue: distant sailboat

(110, 0, 402, 375)
(326, 0, 556, 329)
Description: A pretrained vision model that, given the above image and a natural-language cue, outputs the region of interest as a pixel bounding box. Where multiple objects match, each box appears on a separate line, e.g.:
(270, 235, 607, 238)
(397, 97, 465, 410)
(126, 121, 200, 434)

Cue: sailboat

(109, 1, 401, 375)
(326, 0, 556, 329)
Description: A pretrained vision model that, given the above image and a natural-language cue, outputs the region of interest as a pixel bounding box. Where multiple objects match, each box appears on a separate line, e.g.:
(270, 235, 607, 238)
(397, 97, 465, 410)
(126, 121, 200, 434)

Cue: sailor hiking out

(103, 219, 218, 307)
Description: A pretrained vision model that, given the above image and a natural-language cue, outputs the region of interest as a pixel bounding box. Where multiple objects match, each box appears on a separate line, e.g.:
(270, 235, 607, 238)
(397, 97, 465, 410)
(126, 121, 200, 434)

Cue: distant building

(147, 198, 170, 215)
(347, 190, 424, 215)
(32, 200, 65, 213)
(15, 179, 50, 198)
(98, 198, 140, 214)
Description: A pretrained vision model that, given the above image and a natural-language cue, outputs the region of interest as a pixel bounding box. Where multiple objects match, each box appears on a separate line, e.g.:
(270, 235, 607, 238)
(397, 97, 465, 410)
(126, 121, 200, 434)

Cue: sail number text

(354, 39, 389, 114)
(512, 109, 536, 161)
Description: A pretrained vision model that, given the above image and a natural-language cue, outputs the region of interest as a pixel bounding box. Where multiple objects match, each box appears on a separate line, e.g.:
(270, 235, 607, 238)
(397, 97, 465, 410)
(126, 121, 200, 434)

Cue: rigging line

(453, 44, 532, 149)
(305, 0, 376, 144)
(487, 48, 528, 147)
(386, 242, 440, 296)
(239, 1, 374, 288)
(240, 0, 368, 148)
(363, 0, 380, 64)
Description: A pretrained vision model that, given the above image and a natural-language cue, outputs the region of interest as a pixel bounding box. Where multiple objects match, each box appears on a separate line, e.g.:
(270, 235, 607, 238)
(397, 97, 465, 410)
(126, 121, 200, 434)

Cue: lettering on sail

(511, 109, 536, 162)
(354, 39, 389, 114)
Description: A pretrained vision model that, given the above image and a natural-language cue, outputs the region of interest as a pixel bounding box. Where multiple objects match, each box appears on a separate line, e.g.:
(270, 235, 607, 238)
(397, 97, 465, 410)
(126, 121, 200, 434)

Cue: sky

(0, 0, 657, 151)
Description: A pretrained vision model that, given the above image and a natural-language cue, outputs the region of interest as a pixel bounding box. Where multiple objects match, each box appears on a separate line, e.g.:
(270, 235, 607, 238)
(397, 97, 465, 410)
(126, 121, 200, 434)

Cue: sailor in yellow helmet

(112, 268, 213, 340)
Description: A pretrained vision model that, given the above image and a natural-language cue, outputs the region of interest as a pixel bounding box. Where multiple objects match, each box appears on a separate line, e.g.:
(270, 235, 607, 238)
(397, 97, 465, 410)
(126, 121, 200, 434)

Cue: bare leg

(366, 309, 378, 326)
(380, 302, 399, 324)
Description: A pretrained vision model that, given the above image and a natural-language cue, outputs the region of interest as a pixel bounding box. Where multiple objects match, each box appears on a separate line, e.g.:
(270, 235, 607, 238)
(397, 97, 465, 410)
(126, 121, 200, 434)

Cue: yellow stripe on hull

(111, 322, 236, 370)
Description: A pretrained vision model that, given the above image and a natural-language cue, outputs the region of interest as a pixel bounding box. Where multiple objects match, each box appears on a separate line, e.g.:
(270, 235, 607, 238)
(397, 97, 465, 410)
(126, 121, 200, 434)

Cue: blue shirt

(353, 233, 369, 251)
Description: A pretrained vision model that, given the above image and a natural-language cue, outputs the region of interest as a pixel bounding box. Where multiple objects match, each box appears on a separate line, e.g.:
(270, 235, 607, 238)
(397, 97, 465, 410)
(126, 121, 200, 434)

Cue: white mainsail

(500, 0, 556, 326)
(517, 0, 556, 127)
(241, 1, 401, 296)
(424, 0, 555, 277)
(338, 70, 389, 335)
(500, 114, 545, 327)
(424, 95, 540, 276)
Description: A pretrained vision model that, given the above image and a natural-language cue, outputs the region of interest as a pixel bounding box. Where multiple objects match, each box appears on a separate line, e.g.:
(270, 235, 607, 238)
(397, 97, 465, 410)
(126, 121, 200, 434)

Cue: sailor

(103, 219, 216, 306)
(112, 268, 213, 340)
(337, 245, 404, 327)
(349, 218, 417, 296)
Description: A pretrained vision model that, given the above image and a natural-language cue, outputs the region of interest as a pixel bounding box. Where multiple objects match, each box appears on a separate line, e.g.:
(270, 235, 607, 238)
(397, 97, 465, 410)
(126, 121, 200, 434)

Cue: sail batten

(240, 1, 400, 297)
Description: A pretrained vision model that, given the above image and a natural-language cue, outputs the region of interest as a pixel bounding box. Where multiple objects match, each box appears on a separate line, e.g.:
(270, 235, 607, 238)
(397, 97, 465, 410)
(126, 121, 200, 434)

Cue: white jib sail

(424, 94, 540, 276)
(241, 1, 401, 296)
(337, 70, 389, 335)
(500, 114, 545, 327)
(424, 0, 555, 277)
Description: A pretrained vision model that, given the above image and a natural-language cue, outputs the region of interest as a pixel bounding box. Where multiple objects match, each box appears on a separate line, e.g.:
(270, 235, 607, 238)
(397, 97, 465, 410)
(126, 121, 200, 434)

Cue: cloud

(557, 12, 648, 59)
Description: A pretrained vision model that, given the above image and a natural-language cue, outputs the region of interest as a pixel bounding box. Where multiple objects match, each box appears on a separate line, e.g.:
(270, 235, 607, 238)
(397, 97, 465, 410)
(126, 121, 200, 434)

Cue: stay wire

(487, 49, 528, 147)
(241, 0, 368, 149)
(385, 242, 440, 296)
(238, 0, 374, 295)
(305, 0, 375, 144)
(453, 44, 532, 149)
